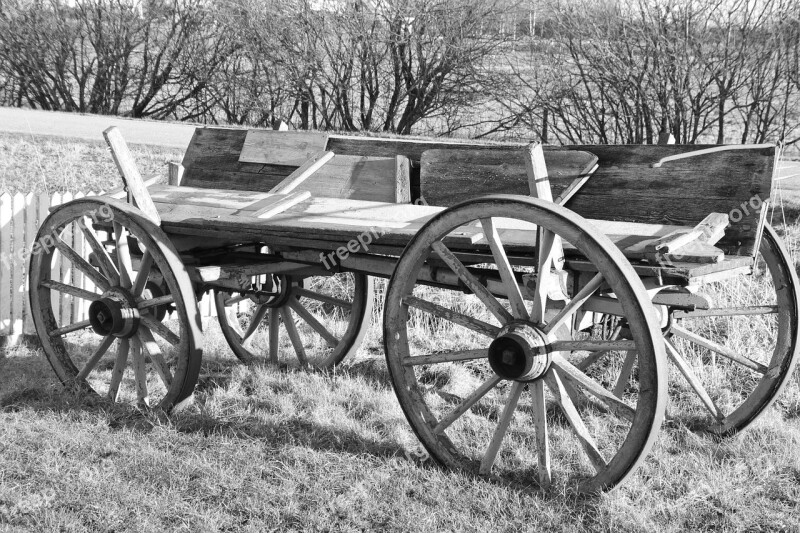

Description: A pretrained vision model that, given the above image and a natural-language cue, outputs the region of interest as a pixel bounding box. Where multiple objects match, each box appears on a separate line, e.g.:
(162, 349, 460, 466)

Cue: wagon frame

(28, 126, 799, 493)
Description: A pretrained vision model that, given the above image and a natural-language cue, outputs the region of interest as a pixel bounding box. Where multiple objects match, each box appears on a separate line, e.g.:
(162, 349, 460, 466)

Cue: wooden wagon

(29, 126, 799, 493)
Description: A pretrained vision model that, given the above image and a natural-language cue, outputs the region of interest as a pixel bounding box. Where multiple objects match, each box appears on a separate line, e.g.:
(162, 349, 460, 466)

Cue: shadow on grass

(0, 350, 613, 503)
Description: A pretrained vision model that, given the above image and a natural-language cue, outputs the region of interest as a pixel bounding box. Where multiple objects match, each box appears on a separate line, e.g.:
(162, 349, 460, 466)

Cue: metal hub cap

(88, 287, 140, 338)
(488, 322, 551, 381)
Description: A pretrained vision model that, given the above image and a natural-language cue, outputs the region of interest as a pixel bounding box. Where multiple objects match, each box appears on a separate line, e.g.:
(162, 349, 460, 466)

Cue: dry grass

(2, 133, 800, 531)
(0, 132, 182, 195)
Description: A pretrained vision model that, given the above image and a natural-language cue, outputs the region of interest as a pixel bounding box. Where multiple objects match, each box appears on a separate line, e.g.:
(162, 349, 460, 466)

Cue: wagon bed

(150, 184, 752, 283)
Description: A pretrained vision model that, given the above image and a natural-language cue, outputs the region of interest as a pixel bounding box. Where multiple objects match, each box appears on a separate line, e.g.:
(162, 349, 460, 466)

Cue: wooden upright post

(103, 126, 161, 225)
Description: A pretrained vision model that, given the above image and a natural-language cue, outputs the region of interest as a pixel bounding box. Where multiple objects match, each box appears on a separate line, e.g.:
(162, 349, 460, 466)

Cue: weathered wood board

(181, 128, 774, 257)
(151, 185, 724, 265)
(180, 128, 409, 203)
(420, 148, 598, 206)
(239, 130, 328, 165)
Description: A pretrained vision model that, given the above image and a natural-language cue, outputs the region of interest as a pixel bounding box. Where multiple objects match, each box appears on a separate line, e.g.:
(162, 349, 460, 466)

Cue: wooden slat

(11, 193, 25, 336)
(22, 193, 36, 334)
(420, 148, 598, 206)
(270, 151, 335, 193)
(239, 130, 328, 165)
(103, 127, 161, 224)
(0, 193, 11, 335)
(59, 192, 74, 327)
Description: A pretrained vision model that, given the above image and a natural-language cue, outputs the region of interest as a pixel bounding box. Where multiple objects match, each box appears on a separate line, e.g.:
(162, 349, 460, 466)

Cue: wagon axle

(88, 287, 141, 338)
(488, 322, 551, 381)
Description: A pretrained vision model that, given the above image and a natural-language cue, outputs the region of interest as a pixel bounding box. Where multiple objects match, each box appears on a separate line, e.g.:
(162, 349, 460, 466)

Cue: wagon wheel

(29, 198, 203, 410)
(659, 224, 799, 435)
(214, 272, 374, 368)
(384, 196, 668, 493)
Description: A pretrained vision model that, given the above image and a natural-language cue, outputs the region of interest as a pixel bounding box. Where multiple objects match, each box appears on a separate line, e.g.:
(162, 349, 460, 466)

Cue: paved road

(0, 106, 198, 150)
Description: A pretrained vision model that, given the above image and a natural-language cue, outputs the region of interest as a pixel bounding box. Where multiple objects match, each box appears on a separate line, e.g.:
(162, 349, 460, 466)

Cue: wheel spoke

(113, 222, 134, 289)
(295, 287, 353, 310)
(479, 381, 525, 475)
(550, 339, 636, 352)
(130, 335, 149, 407)
(544, 273, 604, 335)
(403, 295, 500, 338)
(673, 306, 779, 319)
(531, 228, 557, 323)
(49, 319, 92, 337)
(138, 294, 174, 310)
(530, 380, 551, 490)
(402, 349, 488, 366)
(664, 339, 725, 421)
(480, 217, 529, 320)
(288, 299, 339, 348)
(613, 351, 637, 398)
(140, 315, 180, 346)
(670, 324, 767, 374)
(268, 309, 280, 363)
(132, 250, 153, 297)
(40, 279, 99, 303)
(281, 307, 308, 367)
(52, 235, 110, 292)
(138, 327, 173, 388)
(108, 338, 129, 401)
(431, 241, 513, 325)
(551, 353, 636, 422)
(78, 221, 120, 286)
(75, 335, 115, 381)
(241, 304, 269, 345)
(544, 369, 607, 473)
(434, 374, 503, 434)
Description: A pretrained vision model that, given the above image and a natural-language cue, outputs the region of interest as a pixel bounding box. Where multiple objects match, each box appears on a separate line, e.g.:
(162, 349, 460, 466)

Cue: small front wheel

(29, 198, 202, 410)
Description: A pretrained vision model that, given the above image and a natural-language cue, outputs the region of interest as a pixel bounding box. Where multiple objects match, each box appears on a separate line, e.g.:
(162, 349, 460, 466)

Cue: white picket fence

(0, 191, 217, 344)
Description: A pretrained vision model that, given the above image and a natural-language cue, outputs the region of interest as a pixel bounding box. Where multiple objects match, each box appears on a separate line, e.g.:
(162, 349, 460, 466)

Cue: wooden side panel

(420, 148, 598, 206)
(327, 134, 521, 161)
(181, 129, 408, 201)
(180, 128, 295, 192)
(239, 130, 328, 165)
(561, 144, 774, 256)
(297, 155, 399, 203)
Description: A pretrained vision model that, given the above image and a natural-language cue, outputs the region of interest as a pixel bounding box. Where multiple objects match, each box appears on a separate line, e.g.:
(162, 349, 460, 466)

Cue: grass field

(2, 133, 800, 532)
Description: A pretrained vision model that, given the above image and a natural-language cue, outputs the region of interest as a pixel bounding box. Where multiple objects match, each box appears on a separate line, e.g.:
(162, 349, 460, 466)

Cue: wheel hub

(88, 287, 140, 338)
(488, 323, 551, 381)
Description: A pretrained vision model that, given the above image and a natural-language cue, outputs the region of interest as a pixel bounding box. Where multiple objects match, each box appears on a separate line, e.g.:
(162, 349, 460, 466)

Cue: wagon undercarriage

(28, 127, 799, 494)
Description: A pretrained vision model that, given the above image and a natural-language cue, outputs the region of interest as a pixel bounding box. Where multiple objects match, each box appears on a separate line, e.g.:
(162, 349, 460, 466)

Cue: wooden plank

(71, 192, 86, 328)
(253, 191, 312, 219)
(50, 193, 62, 324)
(561, 144, 774, 257)
(420, 148, 598, 206)
(300, 155, 400, 202)
(180, 128, 293, 192)
(395, 155, 411, 203)
(60, 192, 74, 327)
(0, 193, 11, 335)
(103, 127, 161, 225)
(270, 151, 335, 193)
(168, 162, 184, 186)
(11, 193, 25, 336)
(239, 130, 328, 165)
(23, 193, 37, 334)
